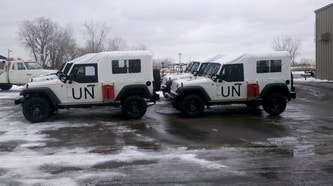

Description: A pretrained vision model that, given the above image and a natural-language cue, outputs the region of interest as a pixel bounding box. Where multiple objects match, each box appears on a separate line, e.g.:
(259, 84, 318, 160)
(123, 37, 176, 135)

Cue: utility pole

(178, 53, 182, 73)
(7, 49, 12, 58)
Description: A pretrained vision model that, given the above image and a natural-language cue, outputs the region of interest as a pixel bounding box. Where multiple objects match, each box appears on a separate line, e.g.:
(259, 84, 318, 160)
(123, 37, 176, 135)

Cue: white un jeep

(15, 51, 159, 122)
(167, 51, 296, 117)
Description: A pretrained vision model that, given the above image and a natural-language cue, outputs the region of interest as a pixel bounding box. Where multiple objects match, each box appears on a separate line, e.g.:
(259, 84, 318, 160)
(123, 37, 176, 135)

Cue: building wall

(316, 3, 333, 80)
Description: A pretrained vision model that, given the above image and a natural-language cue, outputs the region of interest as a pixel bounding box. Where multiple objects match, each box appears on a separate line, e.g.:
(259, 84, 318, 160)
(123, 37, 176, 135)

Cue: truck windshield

(24, 62, 42, 70)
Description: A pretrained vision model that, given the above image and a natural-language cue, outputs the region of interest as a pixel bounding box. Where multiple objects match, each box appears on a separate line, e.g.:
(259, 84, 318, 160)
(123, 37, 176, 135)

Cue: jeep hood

(27, 79, 61, 88)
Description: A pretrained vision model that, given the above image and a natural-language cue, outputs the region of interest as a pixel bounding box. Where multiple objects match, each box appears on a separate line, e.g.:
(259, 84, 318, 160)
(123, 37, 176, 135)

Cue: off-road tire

(122, 96, 147, 119)
(22, 97, 51, 123)
(180, 95, 204, 117)
(262, 93, 287, 116)
(246, 101, 261, 109)
(0, 84, 12, 91)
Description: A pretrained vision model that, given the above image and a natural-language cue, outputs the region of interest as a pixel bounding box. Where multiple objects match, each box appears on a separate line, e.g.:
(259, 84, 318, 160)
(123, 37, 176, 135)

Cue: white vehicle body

(16, 51, 157, 122)
(0, 60, 56, 90)
(168, 51, 296, 117)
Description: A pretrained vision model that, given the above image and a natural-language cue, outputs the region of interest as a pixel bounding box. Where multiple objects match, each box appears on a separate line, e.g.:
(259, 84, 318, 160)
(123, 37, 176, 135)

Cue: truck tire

(262, 93, 287, 116)
(122, 96, 147, 119)
(0, 84, 12, 91)
(22, 97, 52, 123)
(180, 95, 204, 117)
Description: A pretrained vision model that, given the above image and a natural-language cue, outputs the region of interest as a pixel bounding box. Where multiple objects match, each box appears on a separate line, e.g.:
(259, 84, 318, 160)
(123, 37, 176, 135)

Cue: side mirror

(193, 71, 198, 76)
(211, 74, 218, 82)
(68, 74, 76, 84)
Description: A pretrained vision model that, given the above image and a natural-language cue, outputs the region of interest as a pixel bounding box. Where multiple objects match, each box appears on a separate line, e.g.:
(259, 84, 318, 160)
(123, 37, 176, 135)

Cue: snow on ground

(0, 92, 238, 185)
(0, 85, 23, 99)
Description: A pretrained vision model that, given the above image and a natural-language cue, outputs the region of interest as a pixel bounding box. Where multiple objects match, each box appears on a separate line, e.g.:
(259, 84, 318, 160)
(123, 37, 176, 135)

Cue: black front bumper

(14, 97, 24, 105)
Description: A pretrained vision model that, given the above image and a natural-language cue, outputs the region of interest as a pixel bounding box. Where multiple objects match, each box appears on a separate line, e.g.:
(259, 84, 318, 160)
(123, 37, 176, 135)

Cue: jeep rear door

(214, 64, 247, 102)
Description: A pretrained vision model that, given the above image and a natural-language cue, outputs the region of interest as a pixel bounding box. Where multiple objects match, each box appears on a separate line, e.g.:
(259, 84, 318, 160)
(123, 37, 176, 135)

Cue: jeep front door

(215, 64, 247, 102)
(65, 64, 102, 104)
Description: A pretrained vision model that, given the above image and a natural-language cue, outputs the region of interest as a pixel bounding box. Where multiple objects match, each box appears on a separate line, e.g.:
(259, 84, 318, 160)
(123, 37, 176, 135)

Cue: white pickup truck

(0, 59, 56, 90)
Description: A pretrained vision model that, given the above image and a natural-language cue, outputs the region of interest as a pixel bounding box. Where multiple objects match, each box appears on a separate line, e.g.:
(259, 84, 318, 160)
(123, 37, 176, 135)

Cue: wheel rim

(129, 101, 141, 114)
(270, 97, 283, 112)
(187, 98, 199, 112)
(30, 104, 43, 118)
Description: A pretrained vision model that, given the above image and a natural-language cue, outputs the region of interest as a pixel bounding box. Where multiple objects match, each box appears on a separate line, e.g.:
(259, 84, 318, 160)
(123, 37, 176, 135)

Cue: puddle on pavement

(40, 164, 83, 174)
(92, 160, 158, 169)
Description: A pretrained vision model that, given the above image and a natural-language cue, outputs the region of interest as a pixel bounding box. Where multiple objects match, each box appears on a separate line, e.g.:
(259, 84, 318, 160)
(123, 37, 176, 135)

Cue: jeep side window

(70, 64, 98, 83)
(128, 59, 141, 73)
(257, 60, 269, 73)
(270, 60, 282, 72)
(221, 64, 244, 82)
(112, 60, 127, 74)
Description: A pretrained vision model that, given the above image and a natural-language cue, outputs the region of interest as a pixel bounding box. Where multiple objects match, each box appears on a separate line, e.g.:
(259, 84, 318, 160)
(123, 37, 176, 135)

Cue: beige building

(315, 3, 333, 80)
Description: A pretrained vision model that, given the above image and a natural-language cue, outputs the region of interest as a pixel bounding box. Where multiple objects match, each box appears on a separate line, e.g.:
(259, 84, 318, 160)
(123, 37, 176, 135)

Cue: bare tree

(272, 35, 302, 66)
(18, 17, 58, 67)
(48, 28, 78, 69)
(132, 44, 148, 50)
(83, 21, 110, 53)
(153, 58, 173, 69)
(107, 37, 128, 51)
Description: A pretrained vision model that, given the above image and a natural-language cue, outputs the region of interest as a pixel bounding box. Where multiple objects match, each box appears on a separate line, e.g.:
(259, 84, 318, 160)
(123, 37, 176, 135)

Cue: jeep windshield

(201, 63, 221, 77)
(184, 61, 200, 73)
(24, 62, 43, 70)
(58, 63, 73, 79)
(196, 63, 208, 76)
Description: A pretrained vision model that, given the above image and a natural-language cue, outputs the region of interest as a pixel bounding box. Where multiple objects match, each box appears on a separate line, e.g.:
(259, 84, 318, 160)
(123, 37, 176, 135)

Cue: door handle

(27, 74, 32, 76)
(234, 83, 242, 86)
(87, 84, 95, 87)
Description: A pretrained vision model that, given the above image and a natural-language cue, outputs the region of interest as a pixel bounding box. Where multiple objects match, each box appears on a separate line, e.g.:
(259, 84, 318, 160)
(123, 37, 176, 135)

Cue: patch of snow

(294, 77, 333, 82)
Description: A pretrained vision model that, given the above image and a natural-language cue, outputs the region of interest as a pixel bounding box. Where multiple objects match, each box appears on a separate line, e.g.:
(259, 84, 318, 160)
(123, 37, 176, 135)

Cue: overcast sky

(0, 0, 331, 63)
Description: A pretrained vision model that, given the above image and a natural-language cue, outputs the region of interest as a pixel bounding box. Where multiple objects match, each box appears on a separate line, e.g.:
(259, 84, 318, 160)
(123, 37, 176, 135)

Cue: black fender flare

(176, 86, 211, 102)
(19, 87, 61, 107)
(116, 84, 153, 101)
(260, 83, 291, 100)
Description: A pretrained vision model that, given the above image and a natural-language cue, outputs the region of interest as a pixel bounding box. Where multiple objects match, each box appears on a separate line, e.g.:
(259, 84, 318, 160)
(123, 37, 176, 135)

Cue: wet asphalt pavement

(0, 82, 332, 185)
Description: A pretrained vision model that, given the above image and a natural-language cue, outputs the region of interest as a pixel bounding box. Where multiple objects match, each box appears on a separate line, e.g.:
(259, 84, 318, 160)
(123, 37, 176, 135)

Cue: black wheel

(180, 95, 204, 117)
(246, 101, 261, 109)
(0, 84, 12, 91)
(122, 96, 147, 119)
(22, 97, 51, 123)
(262, 93, 287, 116)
